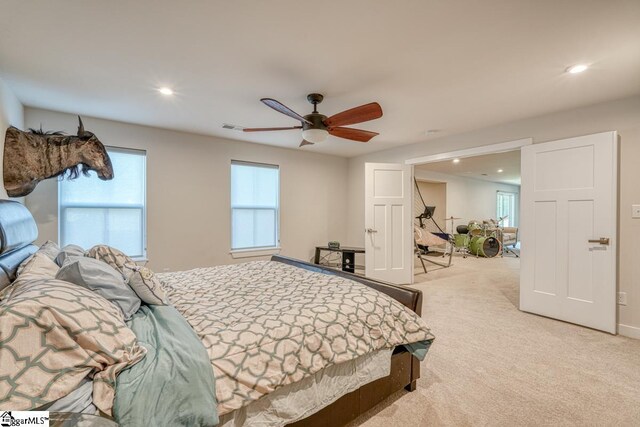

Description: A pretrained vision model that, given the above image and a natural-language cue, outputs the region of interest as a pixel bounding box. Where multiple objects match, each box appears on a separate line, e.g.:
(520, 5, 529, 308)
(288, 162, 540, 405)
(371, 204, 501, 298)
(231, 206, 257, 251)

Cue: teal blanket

(113, 305, 218, 426)
(404, 339, 434, 361)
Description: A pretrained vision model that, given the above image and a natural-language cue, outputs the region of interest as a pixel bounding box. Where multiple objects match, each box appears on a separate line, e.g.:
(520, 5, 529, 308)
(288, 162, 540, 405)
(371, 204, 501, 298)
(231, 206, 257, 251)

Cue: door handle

(588, 237, 610, 245)
(366, 228, 378, 234)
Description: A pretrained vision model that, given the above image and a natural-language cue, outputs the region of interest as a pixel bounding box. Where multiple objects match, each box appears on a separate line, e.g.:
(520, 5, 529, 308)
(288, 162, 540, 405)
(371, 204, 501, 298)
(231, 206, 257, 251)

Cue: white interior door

(520, 132, 618, 333)
(364, 163, 412, 284)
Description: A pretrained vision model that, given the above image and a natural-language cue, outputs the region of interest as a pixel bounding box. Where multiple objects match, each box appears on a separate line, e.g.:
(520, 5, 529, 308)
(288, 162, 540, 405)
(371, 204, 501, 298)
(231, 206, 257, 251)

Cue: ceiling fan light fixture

(302, 128, 329, 143)
(239, 94, 382, 147)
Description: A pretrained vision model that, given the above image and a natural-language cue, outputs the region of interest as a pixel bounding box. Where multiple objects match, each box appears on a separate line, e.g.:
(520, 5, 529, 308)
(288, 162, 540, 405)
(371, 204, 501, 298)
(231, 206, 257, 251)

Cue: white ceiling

(1, 1, 639, 157)
(416, 150, 521, 185)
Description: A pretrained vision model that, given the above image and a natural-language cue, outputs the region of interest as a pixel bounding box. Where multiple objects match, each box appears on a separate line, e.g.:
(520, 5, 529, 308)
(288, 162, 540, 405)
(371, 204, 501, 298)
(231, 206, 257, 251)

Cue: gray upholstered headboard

(0, 200, 38, 290)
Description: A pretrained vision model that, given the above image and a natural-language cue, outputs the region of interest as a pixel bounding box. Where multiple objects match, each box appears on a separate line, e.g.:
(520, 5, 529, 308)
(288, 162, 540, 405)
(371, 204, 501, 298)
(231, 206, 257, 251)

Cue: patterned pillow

(0, 279, 146, 414)
(87, 245, 168, 305)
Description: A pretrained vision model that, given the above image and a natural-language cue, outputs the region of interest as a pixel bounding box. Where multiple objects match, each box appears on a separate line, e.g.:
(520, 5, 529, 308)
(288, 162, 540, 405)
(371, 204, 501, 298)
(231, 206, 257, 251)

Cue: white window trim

(58, 146, 147, 259)
(229, 246, 282, 259)
(230, 160, 280, 252)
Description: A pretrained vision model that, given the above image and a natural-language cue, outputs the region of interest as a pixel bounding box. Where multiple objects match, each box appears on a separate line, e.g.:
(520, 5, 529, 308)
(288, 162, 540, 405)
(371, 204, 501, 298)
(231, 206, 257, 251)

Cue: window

(230, 161, 279, 250)
(496, 191, 517, 227)
(59, 147, 146, 259)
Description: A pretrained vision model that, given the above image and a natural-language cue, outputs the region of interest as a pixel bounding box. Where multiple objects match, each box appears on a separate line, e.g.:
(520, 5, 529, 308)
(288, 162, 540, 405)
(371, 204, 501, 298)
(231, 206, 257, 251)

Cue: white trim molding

(405, 138, 533, 165)
(618, 323, 640, 340)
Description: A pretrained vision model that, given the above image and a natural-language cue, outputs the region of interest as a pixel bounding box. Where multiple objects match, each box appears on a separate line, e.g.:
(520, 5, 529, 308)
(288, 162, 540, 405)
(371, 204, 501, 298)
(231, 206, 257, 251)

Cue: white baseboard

(618, 323, 640, 339)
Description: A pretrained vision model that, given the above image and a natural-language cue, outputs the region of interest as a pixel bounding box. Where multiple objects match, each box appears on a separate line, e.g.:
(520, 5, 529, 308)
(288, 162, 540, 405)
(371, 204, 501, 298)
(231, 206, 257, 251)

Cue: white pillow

(16, 240, 61, 276)
(16, 253, 60, 282)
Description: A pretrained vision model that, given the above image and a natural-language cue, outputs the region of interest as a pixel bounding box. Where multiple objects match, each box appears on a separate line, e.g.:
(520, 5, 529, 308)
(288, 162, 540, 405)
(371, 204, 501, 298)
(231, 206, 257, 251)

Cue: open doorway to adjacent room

(412, 149, 521, 278)
(408, 132, 618, 335)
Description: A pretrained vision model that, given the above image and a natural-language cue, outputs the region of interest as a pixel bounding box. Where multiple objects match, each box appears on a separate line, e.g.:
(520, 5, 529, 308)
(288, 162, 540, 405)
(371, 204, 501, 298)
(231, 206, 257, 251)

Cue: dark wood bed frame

(271, 255, 422, 427)
(0, 201, 424, 427)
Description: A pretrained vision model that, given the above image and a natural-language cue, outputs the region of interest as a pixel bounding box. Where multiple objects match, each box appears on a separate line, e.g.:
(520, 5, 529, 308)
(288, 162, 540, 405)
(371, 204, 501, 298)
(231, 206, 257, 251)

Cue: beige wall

(346, 95, 640, 337)
(24, 108, 349, 272)
(0, 76, 24, 199)
(415, 170, 520, 233)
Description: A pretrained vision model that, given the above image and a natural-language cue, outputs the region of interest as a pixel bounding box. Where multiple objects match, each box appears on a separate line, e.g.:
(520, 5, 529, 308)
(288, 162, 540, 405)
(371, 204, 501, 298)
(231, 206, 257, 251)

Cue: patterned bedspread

(158, 261, 434, 415)
(0, 279, 146, 414)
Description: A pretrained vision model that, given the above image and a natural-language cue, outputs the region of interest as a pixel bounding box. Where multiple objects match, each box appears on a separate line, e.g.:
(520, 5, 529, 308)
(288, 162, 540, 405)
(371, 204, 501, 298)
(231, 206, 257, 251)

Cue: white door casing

(520, 132, 618, 333)
(365, 163, 413, 284)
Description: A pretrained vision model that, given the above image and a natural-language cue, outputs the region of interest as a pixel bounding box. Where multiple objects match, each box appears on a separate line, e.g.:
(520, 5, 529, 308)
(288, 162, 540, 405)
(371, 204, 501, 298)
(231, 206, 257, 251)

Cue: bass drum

(468, 236, 501, 258)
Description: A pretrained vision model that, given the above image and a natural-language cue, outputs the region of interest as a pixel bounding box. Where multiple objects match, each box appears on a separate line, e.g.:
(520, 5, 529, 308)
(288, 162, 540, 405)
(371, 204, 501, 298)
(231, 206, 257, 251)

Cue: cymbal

(446, 216, 462, 220)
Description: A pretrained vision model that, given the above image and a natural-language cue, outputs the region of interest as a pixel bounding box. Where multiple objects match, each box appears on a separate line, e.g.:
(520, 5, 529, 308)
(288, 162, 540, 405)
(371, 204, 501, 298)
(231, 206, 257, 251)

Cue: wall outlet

(632, 205, 640, 219)
(618, 292, 628, 306)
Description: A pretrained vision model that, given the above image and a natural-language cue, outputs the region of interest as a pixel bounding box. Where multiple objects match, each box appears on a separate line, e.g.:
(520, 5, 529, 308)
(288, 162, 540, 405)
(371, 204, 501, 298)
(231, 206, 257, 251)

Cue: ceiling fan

(224, 93, 383, 147)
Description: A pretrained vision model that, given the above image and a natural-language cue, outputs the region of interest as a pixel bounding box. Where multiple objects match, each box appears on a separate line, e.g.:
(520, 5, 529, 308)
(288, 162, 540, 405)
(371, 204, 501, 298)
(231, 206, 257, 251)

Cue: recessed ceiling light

(158, 87, 174, 96)
(566, 64, 588, 74)
(497, 169, 504, 173)
(425, 129, 441, 135)
(452, 158, 460, 164)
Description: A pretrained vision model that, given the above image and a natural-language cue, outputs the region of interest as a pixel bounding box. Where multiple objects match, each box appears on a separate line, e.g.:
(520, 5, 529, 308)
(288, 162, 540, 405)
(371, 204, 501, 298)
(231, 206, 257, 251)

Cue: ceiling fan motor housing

(303, 113, 328, 131)
(301, 112, 329, 143)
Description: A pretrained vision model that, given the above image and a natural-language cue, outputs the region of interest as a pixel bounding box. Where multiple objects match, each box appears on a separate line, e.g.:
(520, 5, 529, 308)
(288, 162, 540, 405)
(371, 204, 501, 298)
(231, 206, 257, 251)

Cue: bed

(0, 199, 434, 426)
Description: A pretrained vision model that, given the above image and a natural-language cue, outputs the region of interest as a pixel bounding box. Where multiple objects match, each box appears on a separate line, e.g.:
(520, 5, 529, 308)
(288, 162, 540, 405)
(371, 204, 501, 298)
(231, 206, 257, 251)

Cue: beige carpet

(349, 255, 640, 426)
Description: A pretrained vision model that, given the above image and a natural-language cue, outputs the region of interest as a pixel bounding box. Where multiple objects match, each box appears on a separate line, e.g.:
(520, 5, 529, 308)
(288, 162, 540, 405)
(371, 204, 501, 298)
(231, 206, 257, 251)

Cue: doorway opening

(412, 149, 522, 278)
(405, 132, 619, 335)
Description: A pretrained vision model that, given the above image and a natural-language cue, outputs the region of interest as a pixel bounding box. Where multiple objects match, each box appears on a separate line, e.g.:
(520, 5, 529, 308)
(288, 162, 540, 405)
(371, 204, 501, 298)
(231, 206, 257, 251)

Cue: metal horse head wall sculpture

(3, 116, 113, 197)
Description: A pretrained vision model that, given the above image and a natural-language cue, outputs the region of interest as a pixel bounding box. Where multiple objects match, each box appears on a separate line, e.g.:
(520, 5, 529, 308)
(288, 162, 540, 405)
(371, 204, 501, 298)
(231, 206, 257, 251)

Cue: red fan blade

(324, 102, 382, 127)
(328, 127, 379, 142)
(243, 126, 302, 132)
(261, 98, 312, 124)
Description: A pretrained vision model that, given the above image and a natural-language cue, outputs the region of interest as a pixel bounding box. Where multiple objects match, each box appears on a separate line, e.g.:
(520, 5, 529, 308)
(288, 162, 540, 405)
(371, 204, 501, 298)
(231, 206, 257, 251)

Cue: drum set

(450, 216, 507, 258)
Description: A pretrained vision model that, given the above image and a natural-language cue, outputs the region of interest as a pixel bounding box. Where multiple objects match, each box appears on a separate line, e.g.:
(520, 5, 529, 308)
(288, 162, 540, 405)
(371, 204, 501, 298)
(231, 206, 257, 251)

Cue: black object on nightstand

(314, 246, 364, 273)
